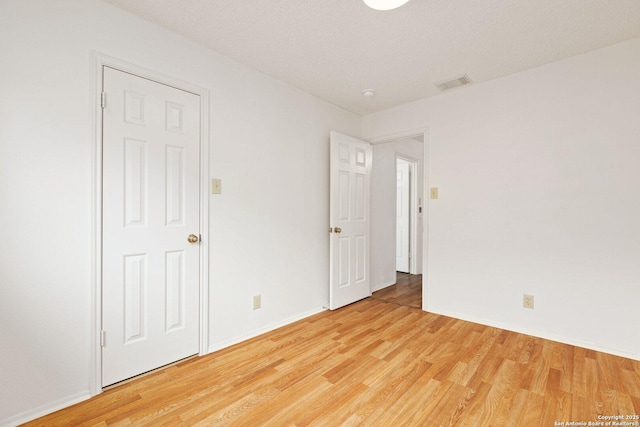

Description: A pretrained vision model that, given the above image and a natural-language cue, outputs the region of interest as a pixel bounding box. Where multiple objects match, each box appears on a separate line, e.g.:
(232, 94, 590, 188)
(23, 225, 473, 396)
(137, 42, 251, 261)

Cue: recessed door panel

(124, 138, 147, 227)
(339, 171, 350, 222)
(338, 237, 350, 288)
(165, 146, 185, 226)
(165, 102, 184, 133)
(165, 250, 185, 332)
(123, 254, 147, 343)
(339, 144, 350, 163)
(124, 91, 146, 126)
(355, 235, 366, 283)
(355, 173, 365, 222)
(355, 148, 366, 167)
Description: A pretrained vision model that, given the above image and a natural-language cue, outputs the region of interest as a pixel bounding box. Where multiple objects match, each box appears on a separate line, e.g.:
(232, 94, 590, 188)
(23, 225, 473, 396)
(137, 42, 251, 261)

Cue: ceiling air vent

(435, 74, 472, 92)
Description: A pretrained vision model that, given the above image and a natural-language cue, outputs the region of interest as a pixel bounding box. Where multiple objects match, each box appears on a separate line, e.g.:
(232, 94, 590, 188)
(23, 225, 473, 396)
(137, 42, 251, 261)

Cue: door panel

(102, 67, 200, 386)
(329, 132, 372, 310)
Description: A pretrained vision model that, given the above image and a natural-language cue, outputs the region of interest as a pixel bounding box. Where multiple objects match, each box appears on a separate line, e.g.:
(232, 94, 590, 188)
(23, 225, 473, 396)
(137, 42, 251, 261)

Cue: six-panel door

(102, 67, 200, 386)
(329, 131, 372, 310)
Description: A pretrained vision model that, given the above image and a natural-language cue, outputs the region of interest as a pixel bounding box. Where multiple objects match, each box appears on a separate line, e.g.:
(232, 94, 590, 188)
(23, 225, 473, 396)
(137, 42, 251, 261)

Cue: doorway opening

(370, 271, 422, 309)
(369, 131, 426, 310)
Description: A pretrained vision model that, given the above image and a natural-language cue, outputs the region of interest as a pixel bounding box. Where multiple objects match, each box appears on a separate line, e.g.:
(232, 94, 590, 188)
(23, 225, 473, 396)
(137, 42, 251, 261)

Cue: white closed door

(396, 159, 410, 273)
(102, 67, 201, 386)
(329, 131, 372, 310)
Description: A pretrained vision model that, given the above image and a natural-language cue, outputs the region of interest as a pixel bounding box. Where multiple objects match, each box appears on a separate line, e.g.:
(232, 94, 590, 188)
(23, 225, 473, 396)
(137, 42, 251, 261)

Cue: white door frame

(368, 128, 428, 309)
(90, 53, 210, 396)
(395, 154, 418, 274)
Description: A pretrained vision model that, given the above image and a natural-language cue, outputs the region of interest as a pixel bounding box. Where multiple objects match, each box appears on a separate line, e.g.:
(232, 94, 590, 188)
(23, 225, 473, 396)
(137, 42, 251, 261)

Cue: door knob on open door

(187, 234, 199, 243)
(334, 227, 342, 233)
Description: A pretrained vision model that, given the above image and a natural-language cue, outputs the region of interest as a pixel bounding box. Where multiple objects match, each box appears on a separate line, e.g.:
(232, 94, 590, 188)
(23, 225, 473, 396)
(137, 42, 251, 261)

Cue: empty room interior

(1, 0, 640, 425)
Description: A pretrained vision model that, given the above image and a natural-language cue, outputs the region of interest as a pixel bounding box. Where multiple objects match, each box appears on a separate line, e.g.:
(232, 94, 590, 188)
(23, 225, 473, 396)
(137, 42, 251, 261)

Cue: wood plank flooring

(25, 298, 640, 426)
(370, 272, 422, 309)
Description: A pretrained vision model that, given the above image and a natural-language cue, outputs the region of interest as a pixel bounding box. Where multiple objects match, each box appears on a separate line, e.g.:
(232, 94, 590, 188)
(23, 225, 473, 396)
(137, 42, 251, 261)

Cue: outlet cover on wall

(523, 294, 534, 309)
(253, 295, 261, 310)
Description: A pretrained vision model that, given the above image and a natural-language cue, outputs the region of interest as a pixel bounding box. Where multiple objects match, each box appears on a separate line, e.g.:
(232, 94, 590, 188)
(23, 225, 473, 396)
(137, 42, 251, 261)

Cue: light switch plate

(430, 187, 439, 199)
(211, 178, 222, 194)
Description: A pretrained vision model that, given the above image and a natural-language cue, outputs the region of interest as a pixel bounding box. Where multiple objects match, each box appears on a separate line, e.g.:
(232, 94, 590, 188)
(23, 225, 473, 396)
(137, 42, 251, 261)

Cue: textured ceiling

(103, 0, 640, 114)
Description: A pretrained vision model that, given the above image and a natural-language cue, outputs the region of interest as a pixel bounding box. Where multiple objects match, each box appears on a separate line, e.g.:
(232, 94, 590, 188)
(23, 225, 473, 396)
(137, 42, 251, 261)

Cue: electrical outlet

(523, 294, 534, 309)
(253, 295, 261, 310)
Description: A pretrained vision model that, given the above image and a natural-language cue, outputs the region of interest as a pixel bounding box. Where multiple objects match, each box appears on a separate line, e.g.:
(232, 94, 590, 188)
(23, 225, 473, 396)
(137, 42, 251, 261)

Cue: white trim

(367, 127, 427, 145)
(394, 153, 420, 275)
(198, 78, 211, 358)
(426, 307, 640, 362)
(2, 390, 91, 427)
(90, 52, 210, 395)
(423, 128, 430, 311)
(207, 306, 326, 354)
(89, 52, 103, 398)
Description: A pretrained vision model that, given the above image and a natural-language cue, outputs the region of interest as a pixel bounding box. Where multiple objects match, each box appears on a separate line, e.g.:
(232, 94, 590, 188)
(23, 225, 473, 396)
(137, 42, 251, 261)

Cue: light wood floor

(370, 272, 422, 309)
(25, 297, 639, 426)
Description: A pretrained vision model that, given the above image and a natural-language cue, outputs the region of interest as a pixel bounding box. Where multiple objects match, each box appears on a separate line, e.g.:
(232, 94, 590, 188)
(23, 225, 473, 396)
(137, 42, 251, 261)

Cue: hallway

(370, 272, 421, 309)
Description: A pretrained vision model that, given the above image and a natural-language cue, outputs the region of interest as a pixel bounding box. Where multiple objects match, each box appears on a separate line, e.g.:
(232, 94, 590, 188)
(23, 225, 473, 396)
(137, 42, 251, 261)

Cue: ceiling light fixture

(362, 89, 376, 97)
(363, 0, 410, 11)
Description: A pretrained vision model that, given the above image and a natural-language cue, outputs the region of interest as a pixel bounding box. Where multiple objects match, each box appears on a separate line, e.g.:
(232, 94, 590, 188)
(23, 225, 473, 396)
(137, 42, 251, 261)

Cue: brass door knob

(334, 227, 342, 233)
(187, 234, 199, 243)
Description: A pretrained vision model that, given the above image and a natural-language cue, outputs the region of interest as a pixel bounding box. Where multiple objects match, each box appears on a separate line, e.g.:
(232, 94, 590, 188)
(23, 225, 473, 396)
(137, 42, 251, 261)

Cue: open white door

(396, 159, 410, 273)
(101, 67, 201, 386)
(329, 131, 372, 310)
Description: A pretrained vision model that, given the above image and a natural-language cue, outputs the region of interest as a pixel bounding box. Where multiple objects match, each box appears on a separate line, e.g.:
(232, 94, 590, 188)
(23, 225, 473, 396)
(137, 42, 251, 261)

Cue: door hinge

(100, 330, 106, 347)
(100, 92, 106, 109)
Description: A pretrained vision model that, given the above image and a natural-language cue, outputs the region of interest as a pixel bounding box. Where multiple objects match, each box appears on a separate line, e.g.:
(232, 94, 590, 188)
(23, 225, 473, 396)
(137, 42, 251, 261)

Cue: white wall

(363, 37, 640, 360)
(370, 139, 424, 291)
(0, 0, 360, 424)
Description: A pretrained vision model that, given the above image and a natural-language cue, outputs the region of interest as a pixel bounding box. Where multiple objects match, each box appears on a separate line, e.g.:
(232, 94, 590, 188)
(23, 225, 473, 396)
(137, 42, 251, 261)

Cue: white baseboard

(2, 390, 91, 427)
(423, 305, 640, 362)
(207, 306, 327, 354)
(371, 279, 396, 293)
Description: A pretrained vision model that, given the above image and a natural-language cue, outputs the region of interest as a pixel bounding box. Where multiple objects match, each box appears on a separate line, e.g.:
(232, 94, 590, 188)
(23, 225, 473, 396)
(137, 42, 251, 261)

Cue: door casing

(395, 156, 412, 273)
(90, 52, 210, 396)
